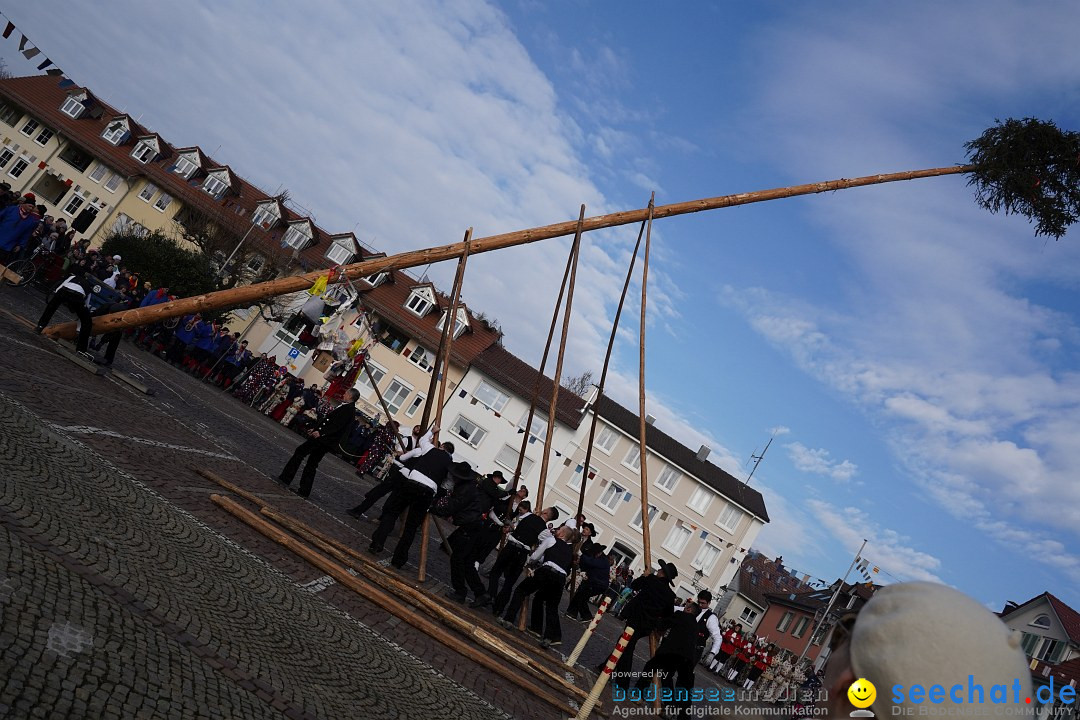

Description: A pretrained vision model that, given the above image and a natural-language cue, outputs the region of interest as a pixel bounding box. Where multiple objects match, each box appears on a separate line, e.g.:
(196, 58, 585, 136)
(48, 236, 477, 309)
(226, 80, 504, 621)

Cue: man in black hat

(611, 559, 678, 689)
(564, 542, 610, 622)
(636, 597, 700, 718)
(369, 426, 453, 569)
(478, 506, 559, 615)
(442, 461, 508, 604)
(277, 388, 358, 498)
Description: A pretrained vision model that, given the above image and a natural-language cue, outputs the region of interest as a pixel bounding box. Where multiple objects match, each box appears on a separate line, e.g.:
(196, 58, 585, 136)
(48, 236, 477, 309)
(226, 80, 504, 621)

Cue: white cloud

(785, 442, 858, 483)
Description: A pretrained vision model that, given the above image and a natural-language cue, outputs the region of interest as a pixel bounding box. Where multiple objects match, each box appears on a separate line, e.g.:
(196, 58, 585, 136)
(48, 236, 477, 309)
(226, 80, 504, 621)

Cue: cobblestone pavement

(0, 285, 783, 719)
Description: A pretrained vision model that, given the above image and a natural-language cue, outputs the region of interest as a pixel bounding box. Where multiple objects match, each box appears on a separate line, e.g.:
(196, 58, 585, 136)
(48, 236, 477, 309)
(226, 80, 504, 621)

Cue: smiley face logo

(848, 678, 877, 709)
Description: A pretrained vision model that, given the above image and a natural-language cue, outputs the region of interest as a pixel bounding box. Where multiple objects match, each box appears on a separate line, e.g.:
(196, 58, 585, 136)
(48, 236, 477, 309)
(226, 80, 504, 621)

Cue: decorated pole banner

(572, 626, 635, 720)
(565, 595, 610, 667)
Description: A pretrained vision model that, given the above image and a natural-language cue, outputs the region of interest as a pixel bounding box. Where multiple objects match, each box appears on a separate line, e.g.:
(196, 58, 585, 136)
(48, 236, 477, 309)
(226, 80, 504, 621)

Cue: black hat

(488, 470, 506, 483)
(449, 461, 476, 481)
(658, 560, 678, 584)
(583, 522, 597, 537)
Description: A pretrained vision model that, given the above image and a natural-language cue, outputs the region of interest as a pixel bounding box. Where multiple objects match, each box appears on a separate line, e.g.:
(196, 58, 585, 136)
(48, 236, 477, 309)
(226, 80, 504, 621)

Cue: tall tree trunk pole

(418, 229, 472, 583)
(361, 358, 408, 454)
(637, 195, 656, 574)
(566, 211, 648, 594)
(44, 166, 971, 339)
(534, 205, 585, 509)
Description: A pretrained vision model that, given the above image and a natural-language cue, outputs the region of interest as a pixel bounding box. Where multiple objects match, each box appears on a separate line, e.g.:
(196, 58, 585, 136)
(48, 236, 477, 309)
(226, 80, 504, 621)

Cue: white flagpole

(796, 538, 867, 666)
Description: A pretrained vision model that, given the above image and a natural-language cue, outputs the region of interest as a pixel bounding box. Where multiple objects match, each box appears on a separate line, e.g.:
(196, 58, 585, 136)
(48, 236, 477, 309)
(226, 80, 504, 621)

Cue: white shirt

(697, 608, 723, 655)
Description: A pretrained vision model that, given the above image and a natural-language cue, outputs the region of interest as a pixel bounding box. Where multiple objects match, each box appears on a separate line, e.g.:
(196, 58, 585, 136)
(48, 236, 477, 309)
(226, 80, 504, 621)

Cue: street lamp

(690, 568, 705, 591)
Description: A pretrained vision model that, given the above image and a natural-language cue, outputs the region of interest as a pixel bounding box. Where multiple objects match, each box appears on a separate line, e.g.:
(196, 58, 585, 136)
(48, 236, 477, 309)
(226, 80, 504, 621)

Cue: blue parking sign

(288, 347, 300, 359)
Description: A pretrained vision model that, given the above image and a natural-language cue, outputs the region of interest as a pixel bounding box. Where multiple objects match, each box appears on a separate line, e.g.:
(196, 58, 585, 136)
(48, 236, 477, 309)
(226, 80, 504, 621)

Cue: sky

(4, 0, 1078, 609)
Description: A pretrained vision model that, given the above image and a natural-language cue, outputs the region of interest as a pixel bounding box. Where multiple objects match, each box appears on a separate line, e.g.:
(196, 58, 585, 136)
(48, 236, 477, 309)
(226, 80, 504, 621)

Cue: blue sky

(5, 0, 1078, 608)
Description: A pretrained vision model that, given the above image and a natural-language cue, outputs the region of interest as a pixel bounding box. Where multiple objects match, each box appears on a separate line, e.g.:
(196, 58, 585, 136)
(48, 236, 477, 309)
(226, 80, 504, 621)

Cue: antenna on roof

(744, 433, 775, 486)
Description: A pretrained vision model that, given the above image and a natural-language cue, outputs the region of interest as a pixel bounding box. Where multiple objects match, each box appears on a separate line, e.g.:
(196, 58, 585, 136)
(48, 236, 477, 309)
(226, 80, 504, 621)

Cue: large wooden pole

(534, 205, 584, 509)
(44, 165, 971, 339)
(637, 195, 656, 572)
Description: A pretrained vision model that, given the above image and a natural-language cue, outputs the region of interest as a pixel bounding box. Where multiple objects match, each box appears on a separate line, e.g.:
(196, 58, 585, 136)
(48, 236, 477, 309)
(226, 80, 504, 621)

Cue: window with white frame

(739, 606, 759, 625)
(622, 446, 641, 471)
(404, 393, 425, 418)
(104, 173, 122, 193)
(153, 193, 172, 212)
(407, 345, 432, 371)
(405, 288, 434, 317)
(383, 378, 413, 416)
(450, 415, 487, 448)
(173, 155, 199, 178)
(436, 309, 468, 338)
(138, 183, 157, 202)
(776, 611, 795, 633)
(63, 195, 84, 216)
(629, 504, 658, 530)
(7, 158, 28, 179)
(365, 272, 388, 287)
(60, 97, 85, 118)
(131, 140, 157, 163)
(281, 224, 311, 250)
(655, 465, 680, 493)
(326, 242, 353, 265)
(566, 465, 594, 491)
(20, 119, 39, 137)
(691, 542, 722, 575)
(88, 163, 108, 183)
(716, 502, 743, 533)
(473, 381, 510, 413)
(597, 482, 625, 513)
(518, 412, 548, 441)
(495, 444, 534, 478)
(251, 203, 278, 228)
(662, 524, 692, 556)
(202, 175, 228, 198)
(687, 486, 714, 515)
(791, 617, 811, 638)
(354, 360, 386, 398)
(101, 121, 128, 145)
(0, 148, 12, 168)
(34, 127, 54, 146)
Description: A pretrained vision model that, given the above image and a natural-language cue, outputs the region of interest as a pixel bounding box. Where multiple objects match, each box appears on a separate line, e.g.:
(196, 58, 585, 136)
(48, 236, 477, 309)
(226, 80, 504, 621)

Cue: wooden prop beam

(210, 494, 577, 715)
(260, 507, 585, 699)
(534, 205, 584, 508)
(43, 165, 971, 340)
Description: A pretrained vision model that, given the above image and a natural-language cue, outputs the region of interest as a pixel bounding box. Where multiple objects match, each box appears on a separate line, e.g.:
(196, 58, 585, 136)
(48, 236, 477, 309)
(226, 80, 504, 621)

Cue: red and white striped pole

(565, 595, 610, 667)
(571, 626, 635, 720)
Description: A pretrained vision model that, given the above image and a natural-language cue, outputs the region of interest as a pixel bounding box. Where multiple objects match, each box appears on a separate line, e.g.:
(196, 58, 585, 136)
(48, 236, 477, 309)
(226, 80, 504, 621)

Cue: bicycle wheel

(1, 258, 35, 286)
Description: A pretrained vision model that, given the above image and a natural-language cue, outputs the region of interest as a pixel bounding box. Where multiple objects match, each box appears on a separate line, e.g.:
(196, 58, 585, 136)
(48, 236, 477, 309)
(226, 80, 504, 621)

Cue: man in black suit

(277, 388, 359, 498)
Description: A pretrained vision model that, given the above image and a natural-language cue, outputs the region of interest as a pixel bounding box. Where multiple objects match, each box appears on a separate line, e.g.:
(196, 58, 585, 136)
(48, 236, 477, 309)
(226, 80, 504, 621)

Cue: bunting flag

(346, 338, 364, 358)
(46, 68, 62, 76)
(458, 389, 467, 398)
(574, 464, 583, 473)
(3, 22, 14, 38)
(726, 542, 734, 548)
(700, 530, 709, 539)
(37, 58, 52, 71)
(307, 273, 329, 297)
(57, 78, 76, 89)
(22, 46, 38, 60)
(18, 34, 27, 51)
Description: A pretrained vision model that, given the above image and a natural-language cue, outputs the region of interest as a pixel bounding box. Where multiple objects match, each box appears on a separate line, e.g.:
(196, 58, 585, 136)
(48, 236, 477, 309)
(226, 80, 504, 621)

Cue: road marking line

(49, 424, 239, 460)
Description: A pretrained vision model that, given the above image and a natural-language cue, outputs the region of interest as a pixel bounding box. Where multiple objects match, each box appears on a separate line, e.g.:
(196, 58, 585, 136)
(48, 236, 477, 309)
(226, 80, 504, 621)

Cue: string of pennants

(855, 555, 881, 582)
(0, 11, 76, 88)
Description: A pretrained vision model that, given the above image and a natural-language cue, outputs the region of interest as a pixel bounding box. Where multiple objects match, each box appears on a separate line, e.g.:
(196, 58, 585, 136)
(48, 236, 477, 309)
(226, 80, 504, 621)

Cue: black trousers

(370, 480, 434, 567)
(488, 544, 529, 614)
(503, 567, 566, 642)
(566, 578, 608, 619)
(473, 521, 503, 566)
(613, 622, 655, 688)
(279, 437, 332, 497)
(350, 468, 402, 515)
(636, 653, 695, 718)
(101, 331, 121, 365)
(37, 288, 92, 352)
(448, 522, 486, 597)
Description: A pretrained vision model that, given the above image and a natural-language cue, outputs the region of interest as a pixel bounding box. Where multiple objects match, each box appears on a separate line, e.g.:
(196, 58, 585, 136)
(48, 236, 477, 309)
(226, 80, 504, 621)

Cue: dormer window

(252, 202, 280, 229)
(404, 286, 436, 317)
(436, 307, 469, 339)
(101, 119, 129, 145)
(326, 241, 354, 265)
(365, 272, 388, 287)
(173, 154, 200, 179)
(202, 174, 228, 199)
(131, 138, 159, 164)
(60, 96, 85, 119)
(282, 222, 313, 250)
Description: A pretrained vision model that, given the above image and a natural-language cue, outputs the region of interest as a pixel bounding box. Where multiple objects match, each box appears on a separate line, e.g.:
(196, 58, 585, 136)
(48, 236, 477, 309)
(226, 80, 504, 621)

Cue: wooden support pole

(210, 494, 577, 714)
(195, 468, 269, 508)
(565, 595, 610, 667)
(534, 205, 584, 508)
(43, 165, 971, 339)
(637, 195, 656, 573)
(574, 626, 635, 720)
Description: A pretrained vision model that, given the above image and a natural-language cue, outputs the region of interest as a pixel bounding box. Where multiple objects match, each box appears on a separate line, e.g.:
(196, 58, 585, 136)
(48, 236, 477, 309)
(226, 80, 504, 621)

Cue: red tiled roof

(0, 75, 333, 272)
(469, 344, 587, 428)
(1049, 657, 1080, 685)
(357, 270, 502, 368)
(736, 553, 811, 609)
(592, 395, 770, 521)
